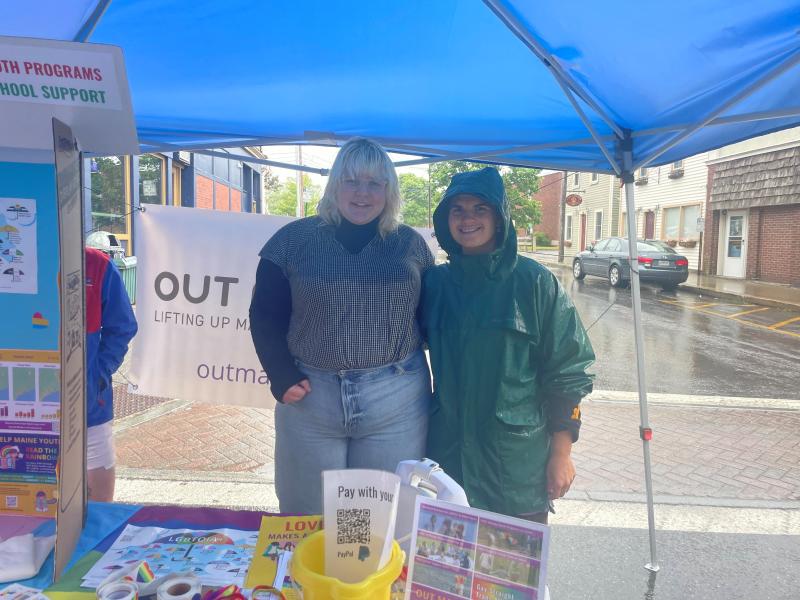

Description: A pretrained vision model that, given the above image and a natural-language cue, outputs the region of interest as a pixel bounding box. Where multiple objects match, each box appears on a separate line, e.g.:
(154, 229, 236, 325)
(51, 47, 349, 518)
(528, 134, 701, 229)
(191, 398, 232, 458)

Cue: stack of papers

(81, 524, 258, 590)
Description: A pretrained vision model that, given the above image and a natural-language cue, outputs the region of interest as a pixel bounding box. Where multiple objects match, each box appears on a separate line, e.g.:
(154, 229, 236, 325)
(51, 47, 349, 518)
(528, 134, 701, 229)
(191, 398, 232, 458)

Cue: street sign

(566, 194, 583, 207)
(696, 217, 705, 232)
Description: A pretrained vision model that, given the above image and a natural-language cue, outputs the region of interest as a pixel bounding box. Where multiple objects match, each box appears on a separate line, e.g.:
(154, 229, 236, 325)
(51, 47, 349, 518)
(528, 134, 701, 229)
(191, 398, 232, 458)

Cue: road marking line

(666, 303, 800, 339)
(728, 307, 770, 318)
(658, 300, 722, 309)
(769, 315, 800, 330)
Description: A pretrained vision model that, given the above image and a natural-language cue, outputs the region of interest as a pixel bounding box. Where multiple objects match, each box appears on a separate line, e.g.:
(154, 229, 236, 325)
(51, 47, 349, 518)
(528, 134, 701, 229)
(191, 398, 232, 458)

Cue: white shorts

(87, 422, 116, 471)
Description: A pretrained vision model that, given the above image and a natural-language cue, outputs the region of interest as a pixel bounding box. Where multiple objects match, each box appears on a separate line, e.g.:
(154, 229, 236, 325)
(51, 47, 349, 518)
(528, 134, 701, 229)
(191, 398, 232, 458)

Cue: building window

(565, 215, 573, 241)
(573, 173, 579, 187)
(213, 153, 229, 180)
(90, 156, 130, 251)
(231, 161, 243, 188)
(594, 211, 603, 241)
(662, 204, 701, 240)
(139, 154, 165, 205)
(672, 160, 683, 170)
(591, 172, 599, 183)
(194, 153, 212, 174)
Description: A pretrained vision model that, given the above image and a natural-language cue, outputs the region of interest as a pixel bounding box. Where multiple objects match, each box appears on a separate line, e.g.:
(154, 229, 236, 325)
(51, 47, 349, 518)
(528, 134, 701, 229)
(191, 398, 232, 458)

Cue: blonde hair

(318, 138, 401, 235)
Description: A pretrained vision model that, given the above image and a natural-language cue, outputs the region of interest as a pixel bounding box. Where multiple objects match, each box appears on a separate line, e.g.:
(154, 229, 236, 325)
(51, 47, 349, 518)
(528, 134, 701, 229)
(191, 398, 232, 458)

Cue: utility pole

(558, 171, 567, 263)
(427, 163, 432, 228)
(295, 145, 304, 217)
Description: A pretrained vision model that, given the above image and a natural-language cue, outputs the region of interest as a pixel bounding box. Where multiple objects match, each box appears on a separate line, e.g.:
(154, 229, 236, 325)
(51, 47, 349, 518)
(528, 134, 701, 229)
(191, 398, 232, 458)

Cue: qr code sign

(336, 508, 371, 544)
(5, 496, 18, 508)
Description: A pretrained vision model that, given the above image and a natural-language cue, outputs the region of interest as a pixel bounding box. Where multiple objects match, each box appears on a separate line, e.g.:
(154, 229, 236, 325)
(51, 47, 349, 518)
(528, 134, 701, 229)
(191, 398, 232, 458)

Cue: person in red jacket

(85, 247, 138, 501)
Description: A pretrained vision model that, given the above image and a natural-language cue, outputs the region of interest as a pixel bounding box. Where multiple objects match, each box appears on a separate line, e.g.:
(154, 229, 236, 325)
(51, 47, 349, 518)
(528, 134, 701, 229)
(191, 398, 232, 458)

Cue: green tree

(399, 172, 431, 227)
(89, 156, 127, 234)
(429, 161, 542, 231)
(266, 175, 321, 217)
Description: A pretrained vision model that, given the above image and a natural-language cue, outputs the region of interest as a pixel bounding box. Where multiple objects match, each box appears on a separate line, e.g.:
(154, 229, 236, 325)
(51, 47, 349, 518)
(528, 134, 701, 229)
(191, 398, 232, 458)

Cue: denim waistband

(296, 350, 427, 382)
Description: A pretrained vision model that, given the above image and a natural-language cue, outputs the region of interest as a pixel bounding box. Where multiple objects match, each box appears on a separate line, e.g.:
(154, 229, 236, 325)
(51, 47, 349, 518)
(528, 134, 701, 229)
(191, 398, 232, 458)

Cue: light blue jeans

(274, 350, 431, 514)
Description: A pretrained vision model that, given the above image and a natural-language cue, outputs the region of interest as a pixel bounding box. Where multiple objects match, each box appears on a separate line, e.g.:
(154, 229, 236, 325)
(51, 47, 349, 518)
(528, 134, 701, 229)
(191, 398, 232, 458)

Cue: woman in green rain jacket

(421, 167, 595, 520)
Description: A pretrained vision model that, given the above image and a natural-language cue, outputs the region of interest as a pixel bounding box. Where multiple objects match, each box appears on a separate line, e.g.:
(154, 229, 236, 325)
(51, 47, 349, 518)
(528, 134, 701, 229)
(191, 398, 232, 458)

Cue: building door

(644, 211, 655, 239)
(722, 210, 747, 278)
(580, 213, 587, 251)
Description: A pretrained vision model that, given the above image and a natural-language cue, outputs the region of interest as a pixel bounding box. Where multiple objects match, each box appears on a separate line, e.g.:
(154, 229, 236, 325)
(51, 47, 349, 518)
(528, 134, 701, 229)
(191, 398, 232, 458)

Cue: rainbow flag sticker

(136, 561, 156, 583)
(32, 312, 49, 328)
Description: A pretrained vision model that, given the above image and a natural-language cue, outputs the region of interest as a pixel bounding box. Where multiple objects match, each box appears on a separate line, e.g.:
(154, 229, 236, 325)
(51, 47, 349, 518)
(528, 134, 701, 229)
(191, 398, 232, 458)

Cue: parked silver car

(573, 237, 689, 290)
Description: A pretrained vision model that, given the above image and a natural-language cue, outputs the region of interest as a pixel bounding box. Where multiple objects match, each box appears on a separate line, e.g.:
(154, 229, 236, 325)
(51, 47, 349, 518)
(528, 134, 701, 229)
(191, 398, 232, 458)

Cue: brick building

(533, 171, 563, 243)
(704, 139, 800, 285)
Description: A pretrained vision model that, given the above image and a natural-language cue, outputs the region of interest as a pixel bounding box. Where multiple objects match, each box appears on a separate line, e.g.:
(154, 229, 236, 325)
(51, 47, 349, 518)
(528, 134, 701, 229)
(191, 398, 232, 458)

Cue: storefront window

(139, 154, 164, 205)
(682, 204, 700, 239)
(90, 156, 127, 236)
(663, 207, 680, 239)
(662, 204, 701, 240)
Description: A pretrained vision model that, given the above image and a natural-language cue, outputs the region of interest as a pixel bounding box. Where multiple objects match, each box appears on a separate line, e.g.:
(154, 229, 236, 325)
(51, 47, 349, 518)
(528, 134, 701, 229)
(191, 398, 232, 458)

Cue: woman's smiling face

(448, 194, 498, 254)
(336, 174, 387, 224)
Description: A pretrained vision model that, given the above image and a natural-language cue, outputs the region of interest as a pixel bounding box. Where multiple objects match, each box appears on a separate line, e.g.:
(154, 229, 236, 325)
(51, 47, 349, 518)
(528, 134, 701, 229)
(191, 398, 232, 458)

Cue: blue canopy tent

(5, 0, 800, 571)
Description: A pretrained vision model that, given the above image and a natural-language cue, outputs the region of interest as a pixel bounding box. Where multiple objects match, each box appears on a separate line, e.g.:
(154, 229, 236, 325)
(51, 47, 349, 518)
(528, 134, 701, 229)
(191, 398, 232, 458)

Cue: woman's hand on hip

(282, 379, 311, 404)
(546, 430, 576, 500)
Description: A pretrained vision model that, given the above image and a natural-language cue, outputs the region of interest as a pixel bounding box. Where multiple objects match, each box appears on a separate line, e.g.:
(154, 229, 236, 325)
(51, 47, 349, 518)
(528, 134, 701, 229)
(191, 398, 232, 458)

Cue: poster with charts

(0, 352, 60, 517)
(405, 498, 550, 600)
(0, 197, 37, 295)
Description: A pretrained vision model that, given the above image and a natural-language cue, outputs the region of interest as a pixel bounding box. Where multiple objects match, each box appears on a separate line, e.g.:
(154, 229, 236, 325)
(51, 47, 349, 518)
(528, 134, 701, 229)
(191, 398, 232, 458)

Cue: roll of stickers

(96, 579, 139, 600)
(156, 575, 202, 600)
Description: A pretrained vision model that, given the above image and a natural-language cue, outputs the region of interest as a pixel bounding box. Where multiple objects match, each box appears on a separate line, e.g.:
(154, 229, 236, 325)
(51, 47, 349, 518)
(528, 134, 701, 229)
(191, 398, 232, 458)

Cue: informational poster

(0, 197, 37, 294)
(52, 118, 86, 580)
(0, 36, 138, 155)
(405, 498, 550, 600)
(0, 159, 61, 519)
(81, 525, 259, 589)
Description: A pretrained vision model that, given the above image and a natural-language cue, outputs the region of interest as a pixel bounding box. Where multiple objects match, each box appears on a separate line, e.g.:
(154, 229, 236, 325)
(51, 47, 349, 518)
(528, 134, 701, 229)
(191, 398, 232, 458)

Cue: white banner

(129, 206, 293, 407)
(129, 205, 438, 408)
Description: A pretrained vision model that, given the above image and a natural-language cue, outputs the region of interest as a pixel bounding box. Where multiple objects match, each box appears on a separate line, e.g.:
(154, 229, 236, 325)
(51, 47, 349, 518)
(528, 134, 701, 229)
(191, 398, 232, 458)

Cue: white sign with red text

(0, 36, 137, 154)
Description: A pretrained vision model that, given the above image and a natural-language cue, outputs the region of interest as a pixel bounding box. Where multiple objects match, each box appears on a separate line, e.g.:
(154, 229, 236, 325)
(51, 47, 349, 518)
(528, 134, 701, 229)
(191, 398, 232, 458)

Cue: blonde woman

(249, 138, 434, 514)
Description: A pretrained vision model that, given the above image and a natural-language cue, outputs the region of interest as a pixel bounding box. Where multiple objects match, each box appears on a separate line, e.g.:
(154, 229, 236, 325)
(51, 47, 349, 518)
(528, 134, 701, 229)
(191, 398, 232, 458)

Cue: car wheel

(608, 264, 625, 288)
(573, 259, 586, 280)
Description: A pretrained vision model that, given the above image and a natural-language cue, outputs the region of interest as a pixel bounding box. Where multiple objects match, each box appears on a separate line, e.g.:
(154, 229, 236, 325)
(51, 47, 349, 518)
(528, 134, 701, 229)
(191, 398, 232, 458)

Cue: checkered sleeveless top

(260, 216, 434, 370)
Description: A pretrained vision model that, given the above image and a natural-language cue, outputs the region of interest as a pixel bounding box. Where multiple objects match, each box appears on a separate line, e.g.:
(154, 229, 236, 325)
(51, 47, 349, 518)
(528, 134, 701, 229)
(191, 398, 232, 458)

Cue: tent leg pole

(622, 136, 659, 573)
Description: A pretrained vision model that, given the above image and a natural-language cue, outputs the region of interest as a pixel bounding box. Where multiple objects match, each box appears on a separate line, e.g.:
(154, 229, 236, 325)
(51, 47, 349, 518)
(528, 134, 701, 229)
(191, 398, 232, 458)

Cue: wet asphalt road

(552, 267, 800, 400)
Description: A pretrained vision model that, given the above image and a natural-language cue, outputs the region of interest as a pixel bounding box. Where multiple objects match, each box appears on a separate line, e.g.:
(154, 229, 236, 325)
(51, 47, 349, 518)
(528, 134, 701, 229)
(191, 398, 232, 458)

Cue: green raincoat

(421, 168, 595, 516)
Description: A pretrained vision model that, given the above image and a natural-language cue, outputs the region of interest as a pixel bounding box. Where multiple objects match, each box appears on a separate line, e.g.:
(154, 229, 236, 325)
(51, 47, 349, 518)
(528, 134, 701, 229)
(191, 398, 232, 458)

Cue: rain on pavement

(550, 267, 800, 400)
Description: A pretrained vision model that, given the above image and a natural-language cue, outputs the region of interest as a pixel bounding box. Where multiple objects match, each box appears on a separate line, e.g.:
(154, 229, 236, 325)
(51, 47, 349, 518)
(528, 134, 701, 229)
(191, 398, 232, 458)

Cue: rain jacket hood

(422, 168, 595, 515)
(433, 167, 517, 280)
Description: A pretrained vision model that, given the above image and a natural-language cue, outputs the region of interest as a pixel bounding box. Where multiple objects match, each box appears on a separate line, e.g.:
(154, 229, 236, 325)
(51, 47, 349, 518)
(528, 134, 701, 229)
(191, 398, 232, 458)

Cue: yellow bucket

(291, 530, 405, 600)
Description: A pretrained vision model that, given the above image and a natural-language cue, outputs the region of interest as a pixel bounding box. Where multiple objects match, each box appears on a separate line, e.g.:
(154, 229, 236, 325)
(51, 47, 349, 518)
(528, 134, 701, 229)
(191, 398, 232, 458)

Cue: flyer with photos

(404, 497, 549, 600)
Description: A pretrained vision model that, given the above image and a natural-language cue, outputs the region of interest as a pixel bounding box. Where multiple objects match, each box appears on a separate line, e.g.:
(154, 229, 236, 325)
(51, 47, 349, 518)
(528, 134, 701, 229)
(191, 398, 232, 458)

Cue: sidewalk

(110, 389, 800, 524)
(525, 250, 800, 311)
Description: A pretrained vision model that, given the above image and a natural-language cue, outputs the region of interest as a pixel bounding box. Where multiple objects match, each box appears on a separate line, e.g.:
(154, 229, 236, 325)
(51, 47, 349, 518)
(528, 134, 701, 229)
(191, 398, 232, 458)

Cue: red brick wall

(196, 175, 213, 209)
(533, 172, 562, 243)
(754, 204, 800, 285)
(746, 208, 762, 279)
(702, 165, 717, 275)
(215, 182, 230, 211)
(231, 188, 242, 212)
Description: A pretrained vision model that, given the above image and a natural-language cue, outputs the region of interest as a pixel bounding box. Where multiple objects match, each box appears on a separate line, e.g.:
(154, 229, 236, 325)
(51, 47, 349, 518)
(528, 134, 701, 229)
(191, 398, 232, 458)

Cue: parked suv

(572, 237, 689, 290)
